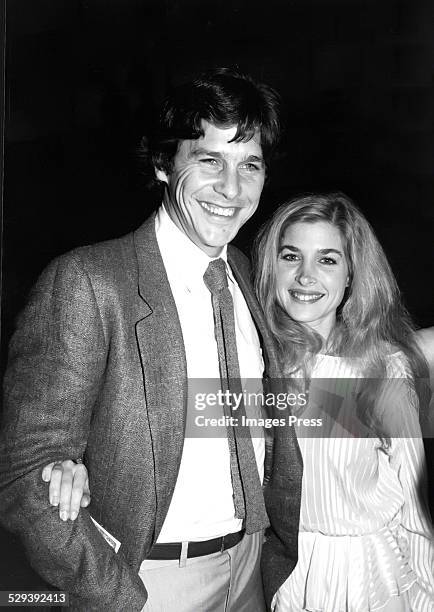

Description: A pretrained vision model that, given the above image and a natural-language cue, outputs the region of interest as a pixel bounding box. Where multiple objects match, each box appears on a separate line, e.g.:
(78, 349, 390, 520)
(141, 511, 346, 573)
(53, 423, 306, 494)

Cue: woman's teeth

(199, 201, 236, 217)
(290, 291, 324, 303)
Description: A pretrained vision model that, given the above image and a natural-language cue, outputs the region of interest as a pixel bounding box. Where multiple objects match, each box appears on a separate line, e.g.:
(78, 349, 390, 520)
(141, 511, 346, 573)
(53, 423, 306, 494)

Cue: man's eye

(320, 257, 337, 265)
(241, 162, 260, 171)
(200, 158, 218, 165)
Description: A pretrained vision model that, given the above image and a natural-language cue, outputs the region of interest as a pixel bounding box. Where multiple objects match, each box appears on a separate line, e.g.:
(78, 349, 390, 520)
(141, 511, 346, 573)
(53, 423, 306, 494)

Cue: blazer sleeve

(0, 252, 147, 611)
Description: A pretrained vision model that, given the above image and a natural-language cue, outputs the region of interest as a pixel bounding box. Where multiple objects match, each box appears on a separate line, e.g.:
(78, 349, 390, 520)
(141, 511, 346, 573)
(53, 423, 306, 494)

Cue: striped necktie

(203, 258, 269, 534)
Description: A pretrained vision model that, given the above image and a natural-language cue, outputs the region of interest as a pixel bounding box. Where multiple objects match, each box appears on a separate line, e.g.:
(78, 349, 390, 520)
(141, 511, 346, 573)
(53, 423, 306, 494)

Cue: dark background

(1, 0, 433, 598)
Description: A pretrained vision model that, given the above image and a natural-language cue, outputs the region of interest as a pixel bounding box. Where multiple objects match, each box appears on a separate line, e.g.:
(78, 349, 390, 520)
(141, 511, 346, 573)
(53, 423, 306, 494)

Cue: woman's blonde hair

(253, 192, 429, 434)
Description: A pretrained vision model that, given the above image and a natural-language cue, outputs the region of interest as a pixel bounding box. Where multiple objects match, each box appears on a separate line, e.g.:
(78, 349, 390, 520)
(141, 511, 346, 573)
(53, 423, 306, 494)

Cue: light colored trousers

(139, 531, 265, 612)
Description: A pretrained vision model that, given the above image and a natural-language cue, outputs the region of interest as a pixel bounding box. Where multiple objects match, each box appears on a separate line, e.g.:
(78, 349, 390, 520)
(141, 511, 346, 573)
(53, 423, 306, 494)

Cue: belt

(147, 530, 245, 560)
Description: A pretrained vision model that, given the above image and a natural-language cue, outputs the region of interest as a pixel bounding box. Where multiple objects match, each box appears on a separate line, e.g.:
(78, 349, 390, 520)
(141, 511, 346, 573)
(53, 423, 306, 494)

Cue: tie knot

(203, 258, 228, 294)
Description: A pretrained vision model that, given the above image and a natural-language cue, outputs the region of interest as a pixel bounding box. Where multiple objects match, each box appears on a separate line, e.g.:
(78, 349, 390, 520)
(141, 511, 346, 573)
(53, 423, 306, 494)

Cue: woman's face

(276, 220, 349, 340)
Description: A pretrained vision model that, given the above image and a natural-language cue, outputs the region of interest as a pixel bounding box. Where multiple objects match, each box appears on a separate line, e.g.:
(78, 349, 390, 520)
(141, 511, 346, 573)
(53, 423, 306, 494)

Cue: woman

(43, 192, 434, 611)
(254, 192, 434, 611)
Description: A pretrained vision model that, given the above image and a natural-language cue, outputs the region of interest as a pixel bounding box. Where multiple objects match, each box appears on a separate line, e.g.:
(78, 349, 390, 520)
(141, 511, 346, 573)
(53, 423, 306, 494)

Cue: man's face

(156, 121, 266, 256)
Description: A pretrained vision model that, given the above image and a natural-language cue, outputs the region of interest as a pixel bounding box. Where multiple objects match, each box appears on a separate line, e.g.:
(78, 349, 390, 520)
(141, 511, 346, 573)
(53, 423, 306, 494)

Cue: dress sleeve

(384, 355, 434, 608)
(390, 434, 434, 607)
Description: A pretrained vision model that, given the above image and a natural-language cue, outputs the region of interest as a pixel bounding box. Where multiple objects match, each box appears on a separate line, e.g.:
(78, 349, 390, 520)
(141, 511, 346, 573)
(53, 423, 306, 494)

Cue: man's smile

(198, 200, 237, 218)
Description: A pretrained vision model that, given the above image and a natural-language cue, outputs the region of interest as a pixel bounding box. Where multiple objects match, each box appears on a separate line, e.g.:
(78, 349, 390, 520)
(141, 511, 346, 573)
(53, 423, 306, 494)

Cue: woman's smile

(287, 290, 325, 303)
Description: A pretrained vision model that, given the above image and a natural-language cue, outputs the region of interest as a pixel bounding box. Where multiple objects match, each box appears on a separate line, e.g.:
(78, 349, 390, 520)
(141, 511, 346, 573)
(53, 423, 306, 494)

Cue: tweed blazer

(0, 214, 302, 611)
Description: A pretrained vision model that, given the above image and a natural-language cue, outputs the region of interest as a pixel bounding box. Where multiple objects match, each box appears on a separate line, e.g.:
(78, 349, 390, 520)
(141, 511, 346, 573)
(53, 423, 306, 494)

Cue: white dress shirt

(155, 205, 265, 542)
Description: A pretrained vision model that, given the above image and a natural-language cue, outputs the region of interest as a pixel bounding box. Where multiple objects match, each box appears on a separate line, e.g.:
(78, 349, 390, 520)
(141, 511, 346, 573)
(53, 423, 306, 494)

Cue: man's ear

(155, 168, 169, 184)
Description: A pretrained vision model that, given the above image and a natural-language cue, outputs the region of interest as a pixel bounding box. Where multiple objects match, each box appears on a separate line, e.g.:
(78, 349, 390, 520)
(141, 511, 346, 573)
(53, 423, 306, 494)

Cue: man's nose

(213, 167, 241, 200)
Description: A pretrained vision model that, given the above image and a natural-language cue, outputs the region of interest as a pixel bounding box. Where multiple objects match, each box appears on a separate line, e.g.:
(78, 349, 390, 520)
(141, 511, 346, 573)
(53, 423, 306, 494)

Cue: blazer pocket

(90, 516, 121, 552)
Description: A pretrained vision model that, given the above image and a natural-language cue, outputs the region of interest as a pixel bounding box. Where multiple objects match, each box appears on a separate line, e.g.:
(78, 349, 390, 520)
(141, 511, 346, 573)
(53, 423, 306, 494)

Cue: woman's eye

(281, 253, 300, 262)
(319, 257, 337, 265)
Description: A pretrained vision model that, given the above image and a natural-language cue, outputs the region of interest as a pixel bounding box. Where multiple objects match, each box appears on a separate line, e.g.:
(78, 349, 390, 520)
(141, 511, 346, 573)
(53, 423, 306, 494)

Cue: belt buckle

(220, 534, 225, 553)
(180, 541, 188, 567)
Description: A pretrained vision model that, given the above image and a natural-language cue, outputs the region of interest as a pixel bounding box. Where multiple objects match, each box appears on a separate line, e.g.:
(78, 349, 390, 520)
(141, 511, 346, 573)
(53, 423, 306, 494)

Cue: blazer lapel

(133, 216, 188, 538)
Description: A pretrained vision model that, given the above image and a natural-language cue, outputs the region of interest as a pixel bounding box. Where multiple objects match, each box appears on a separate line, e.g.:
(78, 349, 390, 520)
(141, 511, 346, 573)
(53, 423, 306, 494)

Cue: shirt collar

(155, 205, 234, 283)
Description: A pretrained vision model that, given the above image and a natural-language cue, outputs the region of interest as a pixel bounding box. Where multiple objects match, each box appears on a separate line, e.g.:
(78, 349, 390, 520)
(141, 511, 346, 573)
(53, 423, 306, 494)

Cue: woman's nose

(295, 264, 316, 286)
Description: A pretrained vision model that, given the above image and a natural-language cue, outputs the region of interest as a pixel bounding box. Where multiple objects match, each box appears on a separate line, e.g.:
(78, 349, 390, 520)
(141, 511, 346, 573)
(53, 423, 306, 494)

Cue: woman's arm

(42, 460, 90, 520)
(383, 356, 434, 603)
(389, 433, 434, 602)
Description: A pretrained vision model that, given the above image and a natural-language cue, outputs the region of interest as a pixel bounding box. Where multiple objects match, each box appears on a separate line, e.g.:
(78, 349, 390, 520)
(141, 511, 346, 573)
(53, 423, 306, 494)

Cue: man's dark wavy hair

(150, 67, 282, 175)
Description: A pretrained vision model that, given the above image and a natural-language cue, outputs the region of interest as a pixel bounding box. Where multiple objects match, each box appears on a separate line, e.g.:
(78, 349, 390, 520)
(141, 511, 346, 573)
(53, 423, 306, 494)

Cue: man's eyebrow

(189, 148, 264, 164)
(189, 148, 223, 158)
(246, 153, 264, 162)
(245, 154, 265, 164)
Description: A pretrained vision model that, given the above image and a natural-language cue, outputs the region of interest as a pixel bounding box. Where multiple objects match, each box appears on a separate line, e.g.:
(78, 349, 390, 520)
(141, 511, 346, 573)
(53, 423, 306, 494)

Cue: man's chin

(198, 230, 237, 253)
(203, 243, 226, 257)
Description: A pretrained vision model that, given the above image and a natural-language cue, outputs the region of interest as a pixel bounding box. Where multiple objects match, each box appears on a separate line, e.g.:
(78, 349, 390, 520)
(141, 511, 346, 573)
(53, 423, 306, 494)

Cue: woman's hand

(41, 460, 90, 521)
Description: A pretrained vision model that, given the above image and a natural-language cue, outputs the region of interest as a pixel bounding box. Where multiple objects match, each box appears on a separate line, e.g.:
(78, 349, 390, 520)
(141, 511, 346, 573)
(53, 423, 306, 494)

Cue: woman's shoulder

(382, 347, 415, 379)
(415, 327, 434, 376)
(313, 347, 413, 380)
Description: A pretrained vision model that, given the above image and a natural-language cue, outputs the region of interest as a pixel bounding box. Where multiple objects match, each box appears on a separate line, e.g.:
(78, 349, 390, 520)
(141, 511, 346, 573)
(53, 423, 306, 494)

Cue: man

(0, 68, 303, 611)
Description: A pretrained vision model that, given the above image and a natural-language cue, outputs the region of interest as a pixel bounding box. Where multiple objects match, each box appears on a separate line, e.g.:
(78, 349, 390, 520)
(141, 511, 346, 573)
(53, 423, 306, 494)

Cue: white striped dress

(273, 352, 434, 612)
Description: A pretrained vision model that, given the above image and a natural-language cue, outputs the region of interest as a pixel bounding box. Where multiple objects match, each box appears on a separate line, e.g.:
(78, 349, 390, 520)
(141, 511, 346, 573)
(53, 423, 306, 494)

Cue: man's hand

(42, 460, 90, 521)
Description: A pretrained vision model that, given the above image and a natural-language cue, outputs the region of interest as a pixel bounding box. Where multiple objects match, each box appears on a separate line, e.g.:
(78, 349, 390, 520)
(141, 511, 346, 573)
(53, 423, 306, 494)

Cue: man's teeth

(199, 201, 235, 217)
(290, 291, 324, 302)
